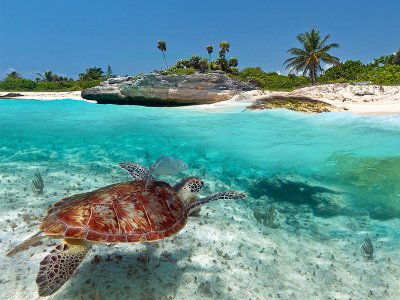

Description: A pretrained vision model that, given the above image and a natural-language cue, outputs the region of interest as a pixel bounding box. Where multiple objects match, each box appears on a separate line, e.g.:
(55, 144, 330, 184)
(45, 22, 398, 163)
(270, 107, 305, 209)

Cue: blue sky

(1, 0, 399, 79)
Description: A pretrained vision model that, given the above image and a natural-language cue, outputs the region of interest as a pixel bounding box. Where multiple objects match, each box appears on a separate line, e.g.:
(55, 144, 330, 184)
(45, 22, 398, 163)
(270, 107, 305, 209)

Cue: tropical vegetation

(318, 52, 400, 85)
(236, 67, 309, 90)
(36, 71, 73, 82)
(0, 67, 111, 91)
(1, 33, 399, 93)
(284, 28, 340, 84)
(164, 41, 239, 75)
(157, 40, 168, 68)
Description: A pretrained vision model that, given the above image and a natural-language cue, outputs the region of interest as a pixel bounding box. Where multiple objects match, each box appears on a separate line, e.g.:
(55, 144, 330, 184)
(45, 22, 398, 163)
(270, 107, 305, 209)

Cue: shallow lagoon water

(1, 99, 400, 299)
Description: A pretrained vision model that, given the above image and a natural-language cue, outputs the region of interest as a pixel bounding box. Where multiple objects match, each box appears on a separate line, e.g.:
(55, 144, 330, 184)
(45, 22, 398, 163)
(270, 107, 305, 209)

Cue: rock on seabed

(81, 71, 255, 106)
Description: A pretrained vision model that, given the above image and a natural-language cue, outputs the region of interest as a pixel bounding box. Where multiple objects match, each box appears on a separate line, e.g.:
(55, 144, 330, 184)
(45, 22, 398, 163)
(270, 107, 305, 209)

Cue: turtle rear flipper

(6, 231, 45, 257)
(36, 239, 91, 297)
(188, 191, 247, 214)
(118, 162, 153, 181)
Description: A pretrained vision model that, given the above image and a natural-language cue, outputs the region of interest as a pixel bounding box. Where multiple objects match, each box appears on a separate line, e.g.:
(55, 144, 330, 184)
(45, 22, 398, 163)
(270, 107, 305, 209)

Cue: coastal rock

(81, 72, 255, 106)
(0, 92, 24, 98)
(247, 95, 339, 113)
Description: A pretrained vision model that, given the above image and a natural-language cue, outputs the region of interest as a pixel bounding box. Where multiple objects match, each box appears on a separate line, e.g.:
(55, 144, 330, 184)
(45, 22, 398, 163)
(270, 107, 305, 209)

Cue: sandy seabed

(1, 162, 399, 300)
(1, 85, 400, 299)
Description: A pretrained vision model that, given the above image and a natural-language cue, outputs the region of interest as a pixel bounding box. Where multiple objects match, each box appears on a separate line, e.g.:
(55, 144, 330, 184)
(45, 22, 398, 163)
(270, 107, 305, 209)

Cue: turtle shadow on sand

(52, 243, 228, 300)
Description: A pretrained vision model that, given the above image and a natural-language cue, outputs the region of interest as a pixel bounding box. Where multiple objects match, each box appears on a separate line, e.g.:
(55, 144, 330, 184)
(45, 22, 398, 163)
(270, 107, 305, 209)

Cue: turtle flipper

(118, 162, 153, 181)
(6, 231, 45, 257)
(188, 191, 247, 214)
(36, 239, 91, 297)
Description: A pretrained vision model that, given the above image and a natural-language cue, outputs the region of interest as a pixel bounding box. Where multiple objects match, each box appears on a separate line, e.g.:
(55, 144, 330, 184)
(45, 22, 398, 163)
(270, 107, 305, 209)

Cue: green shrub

(35, 81, 75, 91)
(73, 80, 102, 90)
(319, 60, 400, 85)
(0, 79, 102, 92)
(171, 67, 197, 75)
(0, 78, 37, 91)
(365, 65, 400, 85)
(319, 60, 368, 82)
(237, 67, 309, 90)
(199, 59, 209, 73)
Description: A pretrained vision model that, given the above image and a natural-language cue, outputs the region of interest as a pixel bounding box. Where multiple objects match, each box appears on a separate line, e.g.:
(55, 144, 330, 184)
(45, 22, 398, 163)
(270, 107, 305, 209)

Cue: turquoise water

(1, 99, 400, 217)
(2, 99, 400, 299)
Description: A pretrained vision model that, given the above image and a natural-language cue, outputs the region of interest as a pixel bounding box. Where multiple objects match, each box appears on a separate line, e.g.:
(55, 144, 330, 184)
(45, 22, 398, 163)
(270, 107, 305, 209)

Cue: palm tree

(228, 57, 238, 67)
(206, 45, 213, 62)
(157, 40, 168, 69)
(6, 71, 22, 79)
(218, 41, 230, 58)
(79, 67, 104, 81)
(284, 28, 340, 84)
(36, 71, 57, 82)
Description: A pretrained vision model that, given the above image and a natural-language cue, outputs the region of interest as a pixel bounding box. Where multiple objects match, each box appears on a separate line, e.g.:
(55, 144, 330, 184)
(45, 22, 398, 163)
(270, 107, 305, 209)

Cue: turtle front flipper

(36, 238, 91, 297)
(118, 162, 153, 181)
(6, 231, 45, 257)
(187, 191, 247, 215)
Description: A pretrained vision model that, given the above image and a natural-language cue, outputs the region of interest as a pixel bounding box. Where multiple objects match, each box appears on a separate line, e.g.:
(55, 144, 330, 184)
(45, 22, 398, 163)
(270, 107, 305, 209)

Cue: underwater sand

(1, 99, 400, 299)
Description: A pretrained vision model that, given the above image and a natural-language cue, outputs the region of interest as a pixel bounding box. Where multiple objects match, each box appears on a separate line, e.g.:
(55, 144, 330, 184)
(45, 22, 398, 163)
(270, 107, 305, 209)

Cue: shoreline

(1, 83, 400, 115)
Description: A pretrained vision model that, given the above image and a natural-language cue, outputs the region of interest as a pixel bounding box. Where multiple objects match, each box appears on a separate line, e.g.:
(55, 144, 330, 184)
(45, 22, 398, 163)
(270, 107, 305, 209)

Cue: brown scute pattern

(36, 240, 91, 297)
(41, 181, 187, 242)
(41, 220, 67, 234)
(64, 227, 86, 238)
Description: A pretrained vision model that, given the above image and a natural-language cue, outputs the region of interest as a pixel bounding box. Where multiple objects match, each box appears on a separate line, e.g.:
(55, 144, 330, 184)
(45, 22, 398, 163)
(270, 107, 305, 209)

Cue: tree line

(156, 29, 399, 85)
(1, 28, 399, 91)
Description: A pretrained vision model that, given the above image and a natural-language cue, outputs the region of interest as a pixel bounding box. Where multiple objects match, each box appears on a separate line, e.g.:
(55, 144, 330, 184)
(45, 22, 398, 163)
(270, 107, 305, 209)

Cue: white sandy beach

(183, 84, 400, 114)
(0, 91, 84, 100)
(1, 83, 400, 114)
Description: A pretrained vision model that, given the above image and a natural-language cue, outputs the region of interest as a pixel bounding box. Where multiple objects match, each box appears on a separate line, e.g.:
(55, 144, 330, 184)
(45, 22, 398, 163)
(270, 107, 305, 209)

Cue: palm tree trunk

(208, 54, 211, 63)
(162, 51, 168, 69)
(310, 65, 316, 84)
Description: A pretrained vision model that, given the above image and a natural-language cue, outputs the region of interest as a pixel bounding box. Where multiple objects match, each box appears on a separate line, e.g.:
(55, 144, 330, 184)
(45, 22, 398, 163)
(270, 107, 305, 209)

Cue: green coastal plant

(319, 60, 366, 82)
(5, 71, 22, 79)
(165, 40, 237, 75)
(105, 65, 115, 79)
(218, 41, 230, 58)
(0, 77, 37, 90)
(157, 40, 168, 69)
(206, 45, 213, 62)
(79, 67, 104, 81)
(36, 71, 72, 82)
(319, 58, 400, 85)
(394, 49, 400, 65)
(284, 28, 340, 84)
(237, 67, 308, 90)
(199, 59, 209, 73)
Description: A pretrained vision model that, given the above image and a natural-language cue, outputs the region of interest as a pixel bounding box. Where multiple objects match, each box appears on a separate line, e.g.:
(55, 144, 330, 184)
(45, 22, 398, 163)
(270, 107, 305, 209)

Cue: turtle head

(173, 177, 204, 205)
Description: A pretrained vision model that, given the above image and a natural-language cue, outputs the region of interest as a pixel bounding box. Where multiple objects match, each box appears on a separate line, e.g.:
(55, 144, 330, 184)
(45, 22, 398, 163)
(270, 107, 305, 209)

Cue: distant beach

(2, 83, 400, 115)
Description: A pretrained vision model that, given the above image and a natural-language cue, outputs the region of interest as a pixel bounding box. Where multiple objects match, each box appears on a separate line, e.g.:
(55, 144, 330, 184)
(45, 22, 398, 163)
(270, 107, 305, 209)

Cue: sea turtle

(6, 162, 246, 297)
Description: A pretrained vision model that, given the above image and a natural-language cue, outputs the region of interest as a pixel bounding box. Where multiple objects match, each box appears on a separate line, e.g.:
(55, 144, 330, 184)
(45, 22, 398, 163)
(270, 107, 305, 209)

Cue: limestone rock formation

(81, 72, 255, 106)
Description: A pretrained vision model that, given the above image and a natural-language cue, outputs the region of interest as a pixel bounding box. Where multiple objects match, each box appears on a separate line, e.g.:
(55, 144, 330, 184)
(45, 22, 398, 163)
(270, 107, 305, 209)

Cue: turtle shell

(40, 180, 187, 243)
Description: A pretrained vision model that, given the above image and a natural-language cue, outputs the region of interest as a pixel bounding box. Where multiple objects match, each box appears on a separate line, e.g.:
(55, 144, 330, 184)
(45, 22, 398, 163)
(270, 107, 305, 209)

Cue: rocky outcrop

(247, 95, 339, 113)
(0, 92, 24, 98)
(81, 72, 255, 106)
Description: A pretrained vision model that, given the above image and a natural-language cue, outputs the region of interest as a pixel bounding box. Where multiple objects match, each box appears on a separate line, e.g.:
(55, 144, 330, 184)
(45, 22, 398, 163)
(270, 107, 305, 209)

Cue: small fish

(150, 155, 187, 177)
